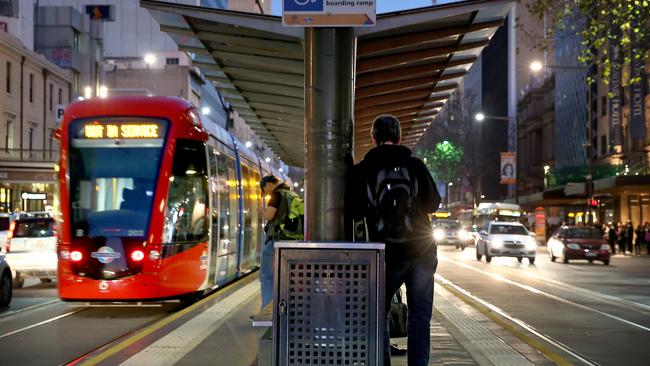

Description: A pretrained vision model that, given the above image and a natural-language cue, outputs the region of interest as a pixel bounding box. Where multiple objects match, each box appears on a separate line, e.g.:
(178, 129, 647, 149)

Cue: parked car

(547, 226, 610, 265)
(5, 214, 57, 287)
(476, 221, 536, 264)
(0, 213, 14, 255)
(433, 219, 473, 250)
(0, 254, 12, 306)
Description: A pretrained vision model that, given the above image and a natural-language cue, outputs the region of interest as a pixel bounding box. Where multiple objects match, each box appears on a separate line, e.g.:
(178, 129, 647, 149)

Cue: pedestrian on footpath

(258, 175, 303, 308)
(617, 222, 626, 254)
(350, 114, 441, 366)
(634, 224, 644, 255)
(607, 223, 617, 255)
(625, 221, 634, 255)
(644, 222, 650, 255)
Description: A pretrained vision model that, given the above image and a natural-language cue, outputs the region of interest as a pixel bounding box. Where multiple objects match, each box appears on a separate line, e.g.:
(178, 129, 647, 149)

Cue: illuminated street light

(448, 182, 453, 187)
(481, 194, 485, 199)
(475, 112, 485, 122)
(530, 60, 543, 72)
(84, 86, 92, 99)
(265, 157, 271, 163)
(98, 85, 108, 98)
(144, 53, 156, 65)
(293, 182, 299, 187)
(201, 107, 210, 115)
(245, 141, 253, 148)
(544, 165, 550, 174)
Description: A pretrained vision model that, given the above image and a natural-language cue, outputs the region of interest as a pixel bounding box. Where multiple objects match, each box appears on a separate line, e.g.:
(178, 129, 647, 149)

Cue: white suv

(5, 215, 57, 287)
(476, 222, 536, 264)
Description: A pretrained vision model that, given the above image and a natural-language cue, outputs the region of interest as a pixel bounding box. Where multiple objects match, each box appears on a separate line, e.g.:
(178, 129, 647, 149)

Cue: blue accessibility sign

(284, 0, 324, 12)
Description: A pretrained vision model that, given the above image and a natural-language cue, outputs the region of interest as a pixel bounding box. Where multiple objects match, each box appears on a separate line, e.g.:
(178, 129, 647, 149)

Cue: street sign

(56, 105, 66, 124)
(283, 0, 376, 27)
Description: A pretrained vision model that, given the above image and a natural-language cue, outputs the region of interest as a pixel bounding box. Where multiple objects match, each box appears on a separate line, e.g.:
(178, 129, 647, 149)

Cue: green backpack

(276, 189, 304, 240)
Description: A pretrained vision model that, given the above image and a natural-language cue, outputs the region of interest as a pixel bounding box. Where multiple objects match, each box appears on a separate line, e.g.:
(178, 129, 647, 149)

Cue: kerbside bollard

(272, 242, 385, 366)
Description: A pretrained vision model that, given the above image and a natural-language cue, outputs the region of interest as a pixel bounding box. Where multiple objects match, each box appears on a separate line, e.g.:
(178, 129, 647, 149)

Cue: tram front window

(69, 146, 163, 239)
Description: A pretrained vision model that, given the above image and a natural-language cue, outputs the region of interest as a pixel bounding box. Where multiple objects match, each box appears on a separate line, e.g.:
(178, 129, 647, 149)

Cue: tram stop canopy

(141, 0, 512, 166)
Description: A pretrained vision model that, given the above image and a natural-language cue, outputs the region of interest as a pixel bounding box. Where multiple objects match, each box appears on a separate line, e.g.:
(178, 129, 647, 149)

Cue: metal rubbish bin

(272, 242, 385, 366)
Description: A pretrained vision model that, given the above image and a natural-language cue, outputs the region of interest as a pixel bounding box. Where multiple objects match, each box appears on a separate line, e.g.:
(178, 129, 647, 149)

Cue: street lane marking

(440, 257, 650, 333)
(0, 308, 87, 340)
(80, 275, 258, 366)
(0, 299, 60, 319)
(436, 274, 598, 366)
(119, 281, 258, 366)
(518, 268, 650, 312)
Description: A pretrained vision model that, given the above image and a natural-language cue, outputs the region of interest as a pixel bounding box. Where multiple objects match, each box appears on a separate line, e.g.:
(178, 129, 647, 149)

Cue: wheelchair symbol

(294, 0, 317, 5)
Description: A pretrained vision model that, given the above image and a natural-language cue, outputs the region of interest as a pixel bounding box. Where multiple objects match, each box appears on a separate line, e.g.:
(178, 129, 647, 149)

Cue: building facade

(0, 30, 72, 212)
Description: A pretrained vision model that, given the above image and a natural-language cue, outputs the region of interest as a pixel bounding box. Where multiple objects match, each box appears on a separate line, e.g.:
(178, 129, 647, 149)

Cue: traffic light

(587, 198, 599, 207)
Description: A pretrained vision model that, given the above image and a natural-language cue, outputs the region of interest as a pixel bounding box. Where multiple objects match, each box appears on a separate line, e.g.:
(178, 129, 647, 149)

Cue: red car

(547, 226, 611, 265)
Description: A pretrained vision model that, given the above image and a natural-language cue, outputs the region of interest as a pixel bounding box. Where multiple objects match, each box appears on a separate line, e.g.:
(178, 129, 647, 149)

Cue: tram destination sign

(283, 0, 376, 27)
(77, 120, 165, 140)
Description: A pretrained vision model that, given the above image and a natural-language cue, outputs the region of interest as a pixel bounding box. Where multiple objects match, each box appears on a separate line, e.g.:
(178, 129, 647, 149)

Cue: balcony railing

(0, 149, 59, 163)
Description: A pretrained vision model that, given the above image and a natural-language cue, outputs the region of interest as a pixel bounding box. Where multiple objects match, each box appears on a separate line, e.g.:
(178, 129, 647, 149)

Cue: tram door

(240, 163, 261, 272)
(210, 144, 239, 286)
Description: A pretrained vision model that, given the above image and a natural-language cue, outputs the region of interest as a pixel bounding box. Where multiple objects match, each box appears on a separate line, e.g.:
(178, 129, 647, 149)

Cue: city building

(0, 29, 72, 212)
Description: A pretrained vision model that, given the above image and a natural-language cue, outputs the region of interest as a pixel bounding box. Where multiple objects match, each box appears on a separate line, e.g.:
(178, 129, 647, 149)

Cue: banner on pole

(500, 152, 516, 184)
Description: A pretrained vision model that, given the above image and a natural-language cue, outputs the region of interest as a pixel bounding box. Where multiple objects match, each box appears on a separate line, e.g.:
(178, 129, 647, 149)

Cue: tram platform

(79, 272, 558, 366)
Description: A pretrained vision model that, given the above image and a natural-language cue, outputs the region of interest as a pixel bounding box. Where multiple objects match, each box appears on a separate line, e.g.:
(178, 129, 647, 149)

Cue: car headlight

(566, 243, 580, 250)
(490, 238, 503, 248)
(433, 229, 445, 241)
(525, 237, 537, 250)
(458, 229, 472, 241)
(600, 244, 611, 251)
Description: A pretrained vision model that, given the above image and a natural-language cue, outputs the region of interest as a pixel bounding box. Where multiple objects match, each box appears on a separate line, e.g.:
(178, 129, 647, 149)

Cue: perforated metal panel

(273, 243, 384, 366)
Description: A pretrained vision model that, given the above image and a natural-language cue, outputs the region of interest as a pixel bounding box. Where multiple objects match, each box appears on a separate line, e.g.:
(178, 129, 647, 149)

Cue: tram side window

(163, 140, 208, 243)
(213, 147, 238, 255)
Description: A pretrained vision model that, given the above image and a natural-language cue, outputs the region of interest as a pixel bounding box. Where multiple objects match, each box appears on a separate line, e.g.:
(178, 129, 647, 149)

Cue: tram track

(435, 273, 601, 366)
(440, 257, 650, 332)
(0, 306, 91, 340)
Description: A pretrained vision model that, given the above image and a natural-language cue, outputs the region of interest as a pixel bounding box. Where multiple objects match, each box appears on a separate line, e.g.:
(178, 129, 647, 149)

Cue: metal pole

(586, 76, 594, 224)
(304, 27, 355, 241)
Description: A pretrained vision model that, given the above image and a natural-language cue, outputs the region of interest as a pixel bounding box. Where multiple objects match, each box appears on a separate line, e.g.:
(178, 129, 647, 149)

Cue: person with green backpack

(258, 175, 304, 308)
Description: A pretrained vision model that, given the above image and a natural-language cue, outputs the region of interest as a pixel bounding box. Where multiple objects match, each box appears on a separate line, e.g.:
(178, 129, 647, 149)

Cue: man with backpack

(258, 175, 304, 308)
(351, 115, 441, 366)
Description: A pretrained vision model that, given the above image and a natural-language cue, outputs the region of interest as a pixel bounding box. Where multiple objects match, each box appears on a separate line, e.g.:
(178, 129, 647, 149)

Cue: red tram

(57, 96, 279, 301)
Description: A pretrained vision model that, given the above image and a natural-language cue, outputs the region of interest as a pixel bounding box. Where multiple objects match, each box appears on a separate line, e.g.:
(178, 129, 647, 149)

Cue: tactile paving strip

(434, 286, 533, 366)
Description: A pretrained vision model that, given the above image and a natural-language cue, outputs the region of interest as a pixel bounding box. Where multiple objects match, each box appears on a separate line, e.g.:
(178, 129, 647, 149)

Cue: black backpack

(367, 164, 418, 243)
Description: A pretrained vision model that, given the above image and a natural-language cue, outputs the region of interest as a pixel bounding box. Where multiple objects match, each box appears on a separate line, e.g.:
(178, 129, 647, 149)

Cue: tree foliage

(526, 0, 649, 84)
(417, 140, 464, 185)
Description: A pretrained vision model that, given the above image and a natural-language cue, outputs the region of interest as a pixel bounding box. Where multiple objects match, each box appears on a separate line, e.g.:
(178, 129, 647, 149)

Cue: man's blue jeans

(259, 237, 275, 308)
(384, 248, 438, 366)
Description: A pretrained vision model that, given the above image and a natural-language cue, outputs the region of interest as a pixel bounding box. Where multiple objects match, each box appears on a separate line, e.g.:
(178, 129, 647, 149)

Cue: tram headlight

(131, 250, 145, 262)
(149, 250, 161, 261)
(70, 251, 83, 262)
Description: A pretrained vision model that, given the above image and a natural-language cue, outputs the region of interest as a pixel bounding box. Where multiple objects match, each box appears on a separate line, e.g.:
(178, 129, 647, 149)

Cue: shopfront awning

(141, 0, 512, 166)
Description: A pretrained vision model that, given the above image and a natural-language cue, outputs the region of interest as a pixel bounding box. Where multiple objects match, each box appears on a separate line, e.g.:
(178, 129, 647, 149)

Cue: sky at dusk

(270, 0, 460, 16)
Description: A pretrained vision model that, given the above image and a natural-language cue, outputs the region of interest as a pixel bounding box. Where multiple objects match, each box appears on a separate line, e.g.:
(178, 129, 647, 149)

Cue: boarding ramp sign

(283, 0, 376, 27)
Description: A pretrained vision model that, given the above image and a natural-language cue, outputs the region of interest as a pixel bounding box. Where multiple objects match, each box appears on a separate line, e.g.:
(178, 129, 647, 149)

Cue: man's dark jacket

(351, 144, 441, 264)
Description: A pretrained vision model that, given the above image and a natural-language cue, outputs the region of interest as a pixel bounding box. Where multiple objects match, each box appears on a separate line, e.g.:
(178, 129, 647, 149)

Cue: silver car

(476, 222, 537, 264)
(0, 254, 12, 307)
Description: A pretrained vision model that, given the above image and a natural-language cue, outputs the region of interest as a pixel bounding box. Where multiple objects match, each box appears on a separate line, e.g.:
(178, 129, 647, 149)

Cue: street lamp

(245, 141, 253, 148)
(475, 112, 485, 122)
(201, 107, 211, 116)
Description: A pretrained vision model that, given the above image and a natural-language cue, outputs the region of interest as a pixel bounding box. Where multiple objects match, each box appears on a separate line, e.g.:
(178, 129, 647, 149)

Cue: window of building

(5, 120, 13, 150)
(600, 135, 607, 156)
(166, 58, 179, 65)
(58, 88, 62, 105)
(73, 31, 79, 53)
(29, 74, 34, 103)
(28, 126, 34, 151)
(601, 96, 607, 116)
(5, 62, 10, 94)
(49, 84, 53, 111)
